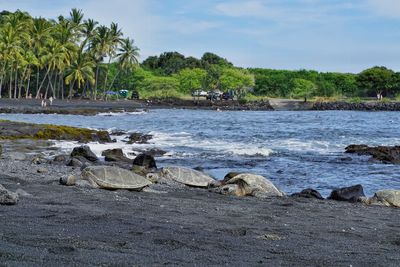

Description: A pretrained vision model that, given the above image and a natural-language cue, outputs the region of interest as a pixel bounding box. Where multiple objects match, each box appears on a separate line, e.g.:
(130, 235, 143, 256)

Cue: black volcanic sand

(0, 140, 399, 266)
(0, 98, 274, 114)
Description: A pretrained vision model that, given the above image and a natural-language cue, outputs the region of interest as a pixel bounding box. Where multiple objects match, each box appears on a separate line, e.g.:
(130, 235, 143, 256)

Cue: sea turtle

(147, 166, 215, 188)
(215, 173, 285, 198)
(359, 189, 400, 207)
(60, 165, 152, 190)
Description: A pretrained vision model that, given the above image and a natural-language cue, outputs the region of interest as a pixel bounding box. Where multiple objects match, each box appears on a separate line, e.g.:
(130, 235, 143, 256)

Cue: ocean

(2, 109, 400, 196)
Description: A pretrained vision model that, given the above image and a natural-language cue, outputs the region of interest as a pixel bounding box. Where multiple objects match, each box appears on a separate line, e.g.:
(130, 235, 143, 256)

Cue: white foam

(274, 139, 337, 154)
(96, 110, 147, 116)
(51, 130, 273, 159)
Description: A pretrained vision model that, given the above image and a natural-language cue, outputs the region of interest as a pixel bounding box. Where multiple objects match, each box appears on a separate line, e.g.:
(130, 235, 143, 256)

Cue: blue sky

(1, 0, 400, 73)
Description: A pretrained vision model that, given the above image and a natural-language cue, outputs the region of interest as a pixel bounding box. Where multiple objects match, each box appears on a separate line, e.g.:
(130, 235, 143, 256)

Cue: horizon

(1, 0, 400, 73)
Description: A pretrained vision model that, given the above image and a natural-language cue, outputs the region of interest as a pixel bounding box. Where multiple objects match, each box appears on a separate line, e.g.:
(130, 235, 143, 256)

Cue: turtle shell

(374, 190, 400, 207)
(162, 166, 215, 188)
(82, 166, 151, 189)
(225, 173, 284, 197)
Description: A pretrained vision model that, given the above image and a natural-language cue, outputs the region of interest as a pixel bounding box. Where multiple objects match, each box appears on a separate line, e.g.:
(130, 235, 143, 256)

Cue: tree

(64, 52, 95, 99)
(201, 52, 232, 67)
(176, 68, 207, 94)
(290, 78, 317, 101)
(357, 66, 394, 97)
(219, 68, 254, 92)
(107, 37, 140, 90)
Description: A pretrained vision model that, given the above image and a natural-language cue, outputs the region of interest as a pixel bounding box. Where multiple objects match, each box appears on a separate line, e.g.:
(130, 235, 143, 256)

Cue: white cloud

(215, 1, 271, 18)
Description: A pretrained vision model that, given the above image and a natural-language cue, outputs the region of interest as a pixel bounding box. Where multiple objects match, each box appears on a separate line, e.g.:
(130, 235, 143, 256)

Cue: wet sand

(0, 141, 399, 266)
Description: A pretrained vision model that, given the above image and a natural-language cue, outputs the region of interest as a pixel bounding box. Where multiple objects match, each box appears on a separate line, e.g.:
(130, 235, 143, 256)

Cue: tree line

(0, 9, 139, 100)
(250, 66, 400, 100)
(2, 9, 400, 101)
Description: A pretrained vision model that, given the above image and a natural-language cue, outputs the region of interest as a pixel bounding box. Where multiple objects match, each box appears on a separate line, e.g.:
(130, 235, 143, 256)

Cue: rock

(222, 172, 242, 184)
(53, 154, 68, 163)
(70, 145, 98, 162)
(37, 167, 48, 174)
(67, 156, 93, 168)
(101, 149, 131, 162)
(127, 132, 153, 144)
(291, 188, 324, 200)
(136, 148, 167, 157)
(133, 153, 157, 169)
(110, 130, 126, 136)
(328, 184, 365, 202)
(0, 184, 18, 205)
(345, 144, 400, 164)
(31, 156, 46, 165)
(359, 190, 400, 207)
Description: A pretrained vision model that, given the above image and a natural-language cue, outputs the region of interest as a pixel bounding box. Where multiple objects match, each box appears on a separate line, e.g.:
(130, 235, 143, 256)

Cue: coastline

(0, 140, 399, 266)
(1, 98, 400, 114)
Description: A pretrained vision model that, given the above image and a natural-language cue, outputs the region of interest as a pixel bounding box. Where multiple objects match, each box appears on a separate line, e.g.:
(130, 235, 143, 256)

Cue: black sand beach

(0, 139, 399, 266)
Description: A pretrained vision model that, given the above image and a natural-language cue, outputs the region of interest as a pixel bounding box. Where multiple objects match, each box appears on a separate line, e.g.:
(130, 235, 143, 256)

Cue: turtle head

(215, 184, 243, 196)
(60, 175, 77, 186)
(146, 172, 160, 183)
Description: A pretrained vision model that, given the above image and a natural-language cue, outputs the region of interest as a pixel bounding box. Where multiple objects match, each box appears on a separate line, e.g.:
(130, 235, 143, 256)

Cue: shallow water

(2, 109, 400, 196)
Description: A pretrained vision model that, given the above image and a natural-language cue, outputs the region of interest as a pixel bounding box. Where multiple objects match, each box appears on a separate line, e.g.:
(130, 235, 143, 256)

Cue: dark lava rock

(328, 184, 365, 202)
(102, 148, 131, 162)
(312, 101, 400, 111)
(222, 172, 242, 184)
(291, 188, 324, 200)
(127, 133, 153, 144)
(66, 156, 93, 168)
(0, 184, 18, 205)
(110, 130, 127, 136)
(70, 146, 98, 162)
(345, 144, 400, 164)
(136, 148, 167, 157)
(132, 153, 157, 169)
(53, 154, 68, 163)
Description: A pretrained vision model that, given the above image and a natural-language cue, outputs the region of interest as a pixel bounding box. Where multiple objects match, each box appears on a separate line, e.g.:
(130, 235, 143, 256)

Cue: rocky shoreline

(312, 101, 400, 111)
(2, 98, 400, 114)
(0, 121, 399, 265)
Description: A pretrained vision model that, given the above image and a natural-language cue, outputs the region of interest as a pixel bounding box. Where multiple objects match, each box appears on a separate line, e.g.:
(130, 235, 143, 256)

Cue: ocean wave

(96, 110, 147, 116)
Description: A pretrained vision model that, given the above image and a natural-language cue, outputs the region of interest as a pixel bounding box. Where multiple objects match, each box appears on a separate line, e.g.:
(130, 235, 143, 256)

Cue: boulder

(127, 133, 153, 144)
(102, 148, 131, 162)
(67, 156, 93, 168)
(133, 153, 157, 169)
(53, 154, 68, 163)
(0, 184, 18, 205)
(328, 184, 365, 202)
(291, 188, 324, 200)
(345, 144, 400, 164)
(70, 145, 98, 162)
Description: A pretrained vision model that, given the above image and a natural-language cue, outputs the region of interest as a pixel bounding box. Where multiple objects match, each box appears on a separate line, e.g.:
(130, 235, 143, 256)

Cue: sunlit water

(2, 109, 400, 197)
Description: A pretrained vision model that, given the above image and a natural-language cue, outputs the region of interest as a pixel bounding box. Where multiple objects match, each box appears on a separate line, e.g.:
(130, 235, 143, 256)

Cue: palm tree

(91, 25, 111, 100)
(101, 22, 123, 97)
(107, 38, 140, 90)
(64, 52, 95, 99)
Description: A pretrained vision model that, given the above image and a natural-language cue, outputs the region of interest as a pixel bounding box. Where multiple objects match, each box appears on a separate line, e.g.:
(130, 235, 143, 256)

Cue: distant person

(49, 96, 53, 105)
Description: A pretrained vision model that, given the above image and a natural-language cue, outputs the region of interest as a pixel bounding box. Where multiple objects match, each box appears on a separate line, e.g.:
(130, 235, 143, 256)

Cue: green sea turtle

(60, 165, 152, 190)
(359, 189, 400, 207)
(215, 173, 285, 198)
(147, 166, 215, 188)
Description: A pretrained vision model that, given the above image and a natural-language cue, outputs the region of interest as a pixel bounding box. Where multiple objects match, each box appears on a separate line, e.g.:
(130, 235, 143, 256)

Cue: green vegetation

(0, 121, 110, 142)
(0, 9, 139, 100)
(1, 9, 400, 101)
